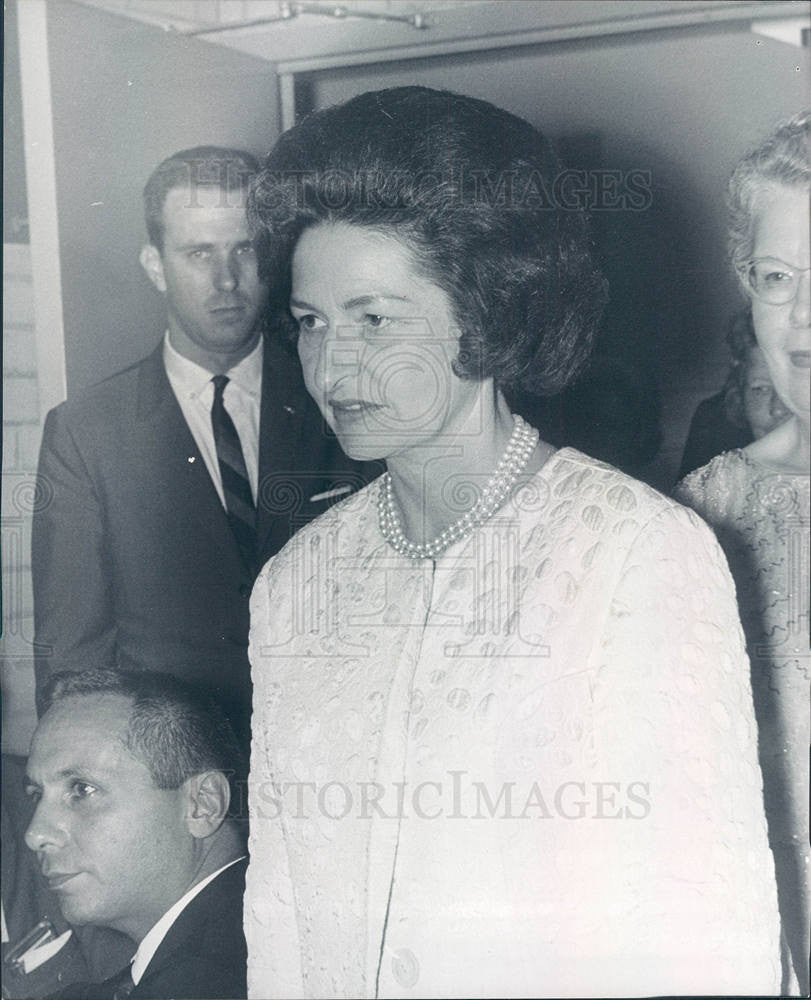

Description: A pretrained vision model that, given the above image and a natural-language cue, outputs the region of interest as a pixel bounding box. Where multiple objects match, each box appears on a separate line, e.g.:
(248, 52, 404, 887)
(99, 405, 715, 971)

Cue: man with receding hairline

(24, 669, 248, 1000)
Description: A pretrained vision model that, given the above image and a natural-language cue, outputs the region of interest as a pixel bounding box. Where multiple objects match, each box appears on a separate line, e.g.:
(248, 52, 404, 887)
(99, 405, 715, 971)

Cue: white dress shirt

(130, 856, 246, 986)
(163, 333, 262, 507)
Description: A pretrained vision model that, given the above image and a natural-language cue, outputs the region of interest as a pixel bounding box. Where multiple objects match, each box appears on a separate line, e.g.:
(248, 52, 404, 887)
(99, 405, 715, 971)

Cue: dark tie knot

(212, 374, 229, 400)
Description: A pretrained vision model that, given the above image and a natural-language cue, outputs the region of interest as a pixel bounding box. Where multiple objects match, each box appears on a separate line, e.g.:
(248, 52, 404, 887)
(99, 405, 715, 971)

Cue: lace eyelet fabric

(246, 448, 782, 998)
(676, 448, 810, 995)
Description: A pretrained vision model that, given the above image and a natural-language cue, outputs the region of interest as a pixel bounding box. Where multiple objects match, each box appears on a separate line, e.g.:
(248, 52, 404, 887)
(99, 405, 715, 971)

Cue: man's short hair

(40, 669, 246, 797)
(143, 146, 259, 252)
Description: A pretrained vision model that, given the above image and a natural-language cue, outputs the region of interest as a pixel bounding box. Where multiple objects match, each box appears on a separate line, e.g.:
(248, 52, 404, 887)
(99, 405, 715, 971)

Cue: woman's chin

(785, 392, 810, 423)
(333, 428, 423, 464)
(332, 430, 392, 463)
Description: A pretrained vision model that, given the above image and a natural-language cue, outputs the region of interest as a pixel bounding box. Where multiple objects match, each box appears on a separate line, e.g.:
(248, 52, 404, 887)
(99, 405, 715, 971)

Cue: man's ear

(140, 244, 166, 293)
(183, 770, 231, 839)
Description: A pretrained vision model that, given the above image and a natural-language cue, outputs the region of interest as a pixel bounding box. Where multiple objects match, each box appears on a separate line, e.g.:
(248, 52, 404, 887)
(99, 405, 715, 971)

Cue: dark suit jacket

(131, 858, 248, 1000)
(48, 859, 248, 1000)
(32, 337, 379, 746)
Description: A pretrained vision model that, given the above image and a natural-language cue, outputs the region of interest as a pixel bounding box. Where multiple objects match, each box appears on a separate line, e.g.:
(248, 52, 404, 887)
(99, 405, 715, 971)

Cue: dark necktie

(211, 375, 257, 565)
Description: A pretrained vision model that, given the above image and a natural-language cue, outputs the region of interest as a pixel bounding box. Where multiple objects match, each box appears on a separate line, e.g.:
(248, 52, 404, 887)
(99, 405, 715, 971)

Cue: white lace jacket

(247, 449, 780, 998)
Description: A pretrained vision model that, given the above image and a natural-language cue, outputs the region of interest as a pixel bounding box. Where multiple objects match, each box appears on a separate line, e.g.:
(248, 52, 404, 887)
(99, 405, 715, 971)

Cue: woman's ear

(183, 770, 231, 839)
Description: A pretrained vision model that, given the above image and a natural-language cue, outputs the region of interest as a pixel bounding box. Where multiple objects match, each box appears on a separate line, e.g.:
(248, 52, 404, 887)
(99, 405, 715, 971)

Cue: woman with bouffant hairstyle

(249, 87, 606, 398)
(246, 87, 780, 998)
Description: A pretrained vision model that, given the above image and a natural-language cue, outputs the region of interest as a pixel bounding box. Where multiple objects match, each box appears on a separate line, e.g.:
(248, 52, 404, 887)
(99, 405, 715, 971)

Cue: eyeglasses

(740, 257, 811, 305)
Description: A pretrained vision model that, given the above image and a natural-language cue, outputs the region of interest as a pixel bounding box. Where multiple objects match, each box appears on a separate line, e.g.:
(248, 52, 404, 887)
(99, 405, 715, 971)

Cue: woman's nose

(313, 325, 363, 394)
(789, 270, 810, 327)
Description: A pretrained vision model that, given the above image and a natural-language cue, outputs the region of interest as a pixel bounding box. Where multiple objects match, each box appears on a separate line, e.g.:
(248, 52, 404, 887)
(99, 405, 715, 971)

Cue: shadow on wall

(508, 131, 712, 487)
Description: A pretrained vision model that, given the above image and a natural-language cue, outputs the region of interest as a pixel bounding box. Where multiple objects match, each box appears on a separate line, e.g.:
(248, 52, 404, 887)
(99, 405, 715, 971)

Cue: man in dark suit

(24, 669, 250, 1000)
(32, 147, 376, 749)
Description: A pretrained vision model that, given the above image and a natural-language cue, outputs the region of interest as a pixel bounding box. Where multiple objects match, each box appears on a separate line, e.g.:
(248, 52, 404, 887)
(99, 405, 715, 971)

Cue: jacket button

(239, 584, 250, 598)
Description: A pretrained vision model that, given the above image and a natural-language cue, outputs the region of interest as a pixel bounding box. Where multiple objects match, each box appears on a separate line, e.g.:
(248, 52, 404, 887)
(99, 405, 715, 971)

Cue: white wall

(47, 0, 282, 395)
(2, 245, 42, 752)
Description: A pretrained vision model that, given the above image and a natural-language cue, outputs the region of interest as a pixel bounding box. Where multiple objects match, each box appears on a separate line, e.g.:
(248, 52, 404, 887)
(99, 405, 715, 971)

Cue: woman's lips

(788, 351, 811, 369)
(329, 399, 384, 415)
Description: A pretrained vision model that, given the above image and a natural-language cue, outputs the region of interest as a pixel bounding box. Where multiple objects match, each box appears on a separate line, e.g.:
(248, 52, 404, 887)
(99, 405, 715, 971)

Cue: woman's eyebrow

(290, 293, 410, 312)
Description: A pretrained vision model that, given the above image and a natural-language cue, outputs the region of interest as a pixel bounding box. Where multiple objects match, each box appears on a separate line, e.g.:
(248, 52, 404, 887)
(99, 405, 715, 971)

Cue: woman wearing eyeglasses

(676, 110, 810, 995)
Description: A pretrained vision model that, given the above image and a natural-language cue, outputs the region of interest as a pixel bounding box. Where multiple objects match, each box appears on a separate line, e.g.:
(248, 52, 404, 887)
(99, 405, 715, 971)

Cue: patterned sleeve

(588, 502, 781, 994)
(245, 554, 306, 999)
(672, 453, 728, 525)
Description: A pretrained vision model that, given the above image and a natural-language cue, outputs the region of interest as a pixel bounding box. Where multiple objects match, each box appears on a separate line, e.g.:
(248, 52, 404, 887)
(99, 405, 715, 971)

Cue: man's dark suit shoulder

(132, 858, 248, 1000)
(41, 354, 149, 450)
(43, 335, 309, 430)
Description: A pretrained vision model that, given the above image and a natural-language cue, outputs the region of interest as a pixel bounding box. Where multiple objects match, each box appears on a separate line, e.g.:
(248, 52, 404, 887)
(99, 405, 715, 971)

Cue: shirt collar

(163, 332, 263, 400)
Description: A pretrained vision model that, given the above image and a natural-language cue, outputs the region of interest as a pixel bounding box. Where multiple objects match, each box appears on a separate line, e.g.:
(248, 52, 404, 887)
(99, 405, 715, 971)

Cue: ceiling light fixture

(182, 2, 430, 36)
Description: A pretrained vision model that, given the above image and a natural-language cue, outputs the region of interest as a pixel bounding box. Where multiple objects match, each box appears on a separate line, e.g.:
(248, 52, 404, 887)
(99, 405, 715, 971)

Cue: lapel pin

(309, 485, 352, 503)
(188, 456, 196, 463)
(283, 405, 296, 415)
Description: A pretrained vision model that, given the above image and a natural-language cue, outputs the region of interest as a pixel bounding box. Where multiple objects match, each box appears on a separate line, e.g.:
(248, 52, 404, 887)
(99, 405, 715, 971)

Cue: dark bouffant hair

(249, 86, 607, 396)
(144, 146, 259, 252)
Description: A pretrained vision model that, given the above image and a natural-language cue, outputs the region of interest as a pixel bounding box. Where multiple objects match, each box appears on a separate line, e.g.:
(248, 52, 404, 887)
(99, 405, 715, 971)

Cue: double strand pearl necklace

(377, 413, 539, 560)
